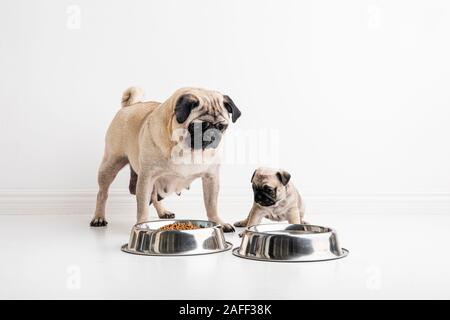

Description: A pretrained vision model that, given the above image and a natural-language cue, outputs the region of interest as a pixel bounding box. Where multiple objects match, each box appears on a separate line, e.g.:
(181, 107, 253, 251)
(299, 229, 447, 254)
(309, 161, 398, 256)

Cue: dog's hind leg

(151, 189, 175, 219)
(91, 155, 128, 227)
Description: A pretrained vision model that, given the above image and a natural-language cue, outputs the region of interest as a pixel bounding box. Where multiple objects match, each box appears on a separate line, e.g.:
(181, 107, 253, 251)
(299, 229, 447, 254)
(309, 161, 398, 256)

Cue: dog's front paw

(233, 220, 247, 228)
(90, 217, 108, 227)
(159, 211, 176, 219)
(221, 223, 235, 233)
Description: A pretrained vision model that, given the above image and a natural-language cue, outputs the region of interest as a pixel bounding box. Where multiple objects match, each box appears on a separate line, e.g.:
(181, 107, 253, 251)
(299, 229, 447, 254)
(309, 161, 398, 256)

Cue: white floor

(1, 209, 450, 300)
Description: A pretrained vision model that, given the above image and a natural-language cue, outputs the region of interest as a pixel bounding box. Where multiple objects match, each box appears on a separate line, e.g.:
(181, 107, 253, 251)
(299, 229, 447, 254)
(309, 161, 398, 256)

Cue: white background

(1, 0, 450, 301)
(1, 0, 449, 211)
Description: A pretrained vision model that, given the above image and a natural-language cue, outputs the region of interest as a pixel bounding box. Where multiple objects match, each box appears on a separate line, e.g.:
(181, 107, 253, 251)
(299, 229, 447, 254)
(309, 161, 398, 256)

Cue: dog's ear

(175, 94, 199, 123)
(223, 95, 241, 123)
(276, 170, 291, 186)
(250, 170, 256, 183)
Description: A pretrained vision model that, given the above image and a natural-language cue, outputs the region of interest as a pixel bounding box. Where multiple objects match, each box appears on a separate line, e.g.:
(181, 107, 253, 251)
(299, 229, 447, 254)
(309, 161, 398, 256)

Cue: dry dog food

(159, 222, 201, 231)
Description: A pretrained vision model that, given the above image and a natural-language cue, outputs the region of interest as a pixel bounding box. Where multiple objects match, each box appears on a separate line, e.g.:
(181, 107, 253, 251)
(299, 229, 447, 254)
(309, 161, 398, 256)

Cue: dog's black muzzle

(254, 191, 277, 207)
(188, 122, 223, 150)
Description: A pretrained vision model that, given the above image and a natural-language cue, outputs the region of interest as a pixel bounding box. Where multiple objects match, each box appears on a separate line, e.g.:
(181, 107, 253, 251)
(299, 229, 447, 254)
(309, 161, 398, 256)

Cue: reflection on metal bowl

(233, 224, 348, 262)
(122, 220, 232, 256)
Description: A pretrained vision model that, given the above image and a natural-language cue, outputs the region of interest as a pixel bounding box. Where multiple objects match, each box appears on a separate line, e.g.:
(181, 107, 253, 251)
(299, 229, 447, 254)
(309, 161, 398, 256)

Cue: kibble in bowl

(122, 219, 232, 256)
(159, 222, 201, 231)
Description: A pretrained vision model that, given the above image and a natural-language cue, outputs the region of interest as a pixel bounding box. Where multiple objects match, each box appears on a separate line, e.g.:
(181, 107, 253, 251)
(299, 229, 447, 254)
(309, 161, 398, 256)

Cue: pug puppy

(90, 87, 241, 232)
(234, 168, 305, 228)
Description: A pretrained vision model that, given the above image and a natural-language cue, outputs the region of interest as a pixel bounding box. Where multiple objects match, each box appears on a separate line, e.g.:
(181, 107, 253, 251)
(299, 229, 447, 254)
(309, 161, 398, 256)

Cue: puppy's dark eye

(216, 123, 227, 131)
(263, 186, 276, 196)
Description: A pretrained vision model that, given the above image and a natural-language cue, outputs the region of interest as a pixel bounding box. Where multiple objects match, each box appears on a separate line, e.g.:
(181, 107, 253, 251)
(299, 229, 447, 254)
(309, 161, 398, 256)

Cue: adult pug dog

(234, 167, 305, 228)
(90, 87, 241, 232)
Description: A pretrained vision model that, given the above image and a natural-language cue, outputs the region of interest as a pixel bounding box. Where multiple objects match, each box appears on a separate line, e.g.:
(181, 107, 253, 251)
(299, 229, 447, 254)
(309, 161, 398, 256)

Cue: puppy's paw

(159, 211, 176, 219)
(90, 217, 108, 227)
(221, 223, 235, 233)
(233, 220, 247, 228)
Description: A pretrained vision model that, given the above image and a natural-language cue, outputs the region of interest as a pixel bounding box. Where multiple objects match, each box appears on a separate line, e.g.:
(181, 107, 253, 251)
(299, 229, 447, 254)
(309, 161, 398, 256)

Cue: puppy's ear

(250, 170, 256, 183)
(175, 94, 199, 123)
(223, 95, 242, 123)
(276, 170, 291, 186)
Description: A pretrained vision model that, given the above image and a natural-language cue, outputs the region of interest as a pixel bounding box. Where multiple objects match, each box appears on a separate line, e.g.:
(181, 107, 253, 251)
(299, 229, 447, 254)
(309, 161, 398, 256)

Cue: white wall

(1, 0, 450, 213)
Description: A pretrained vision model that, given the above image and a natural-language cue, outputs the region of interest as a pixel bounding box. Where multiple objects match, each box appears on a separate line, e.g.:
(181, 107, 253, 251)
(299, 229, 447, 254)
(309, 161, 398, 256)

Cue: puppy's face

(173, 88, 241, 150)
(251, 168, 291, 207)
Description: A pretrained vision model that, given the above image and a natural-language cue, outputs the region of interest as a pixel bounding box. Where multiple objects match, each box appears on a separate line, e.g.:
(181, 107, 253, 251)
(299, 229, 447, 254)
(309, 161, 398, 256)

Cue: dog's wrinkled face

(251, 168, 291, 207)
(173, 89, 241, 150)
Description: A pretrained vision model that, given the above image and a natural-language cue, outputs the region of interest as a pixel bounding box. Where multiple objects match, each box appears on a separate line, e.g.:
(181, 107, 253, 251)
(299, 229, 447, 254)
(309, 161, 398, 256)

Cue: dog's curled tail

(121, 87, 144, 107)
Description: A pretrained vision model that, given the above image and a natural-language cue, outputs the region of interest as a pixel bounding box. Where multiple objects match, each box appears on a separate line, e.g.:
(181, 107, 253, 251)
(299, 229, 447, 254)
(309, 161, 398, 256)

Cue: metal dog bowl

(121, 219, 232, 256)
(233, 224, 348, 262)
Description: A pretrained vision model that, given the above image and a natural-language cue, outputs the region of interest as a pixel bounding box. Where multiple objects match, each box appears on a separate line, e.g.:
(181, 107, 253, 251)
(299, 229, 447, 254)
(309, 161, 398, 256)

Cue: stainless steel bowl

(233, 223, 348, 262)
(121, 219, 232, 256)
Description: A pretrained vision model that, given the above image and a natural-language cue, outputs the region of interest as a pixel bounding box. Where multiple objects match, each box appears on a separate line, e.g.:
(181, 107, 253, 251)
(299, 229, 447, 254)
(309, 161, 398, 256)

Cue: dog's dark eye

(263, 186, 276, 195)
(216, 123, 227, 131)
(202, 122, 210, 130)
